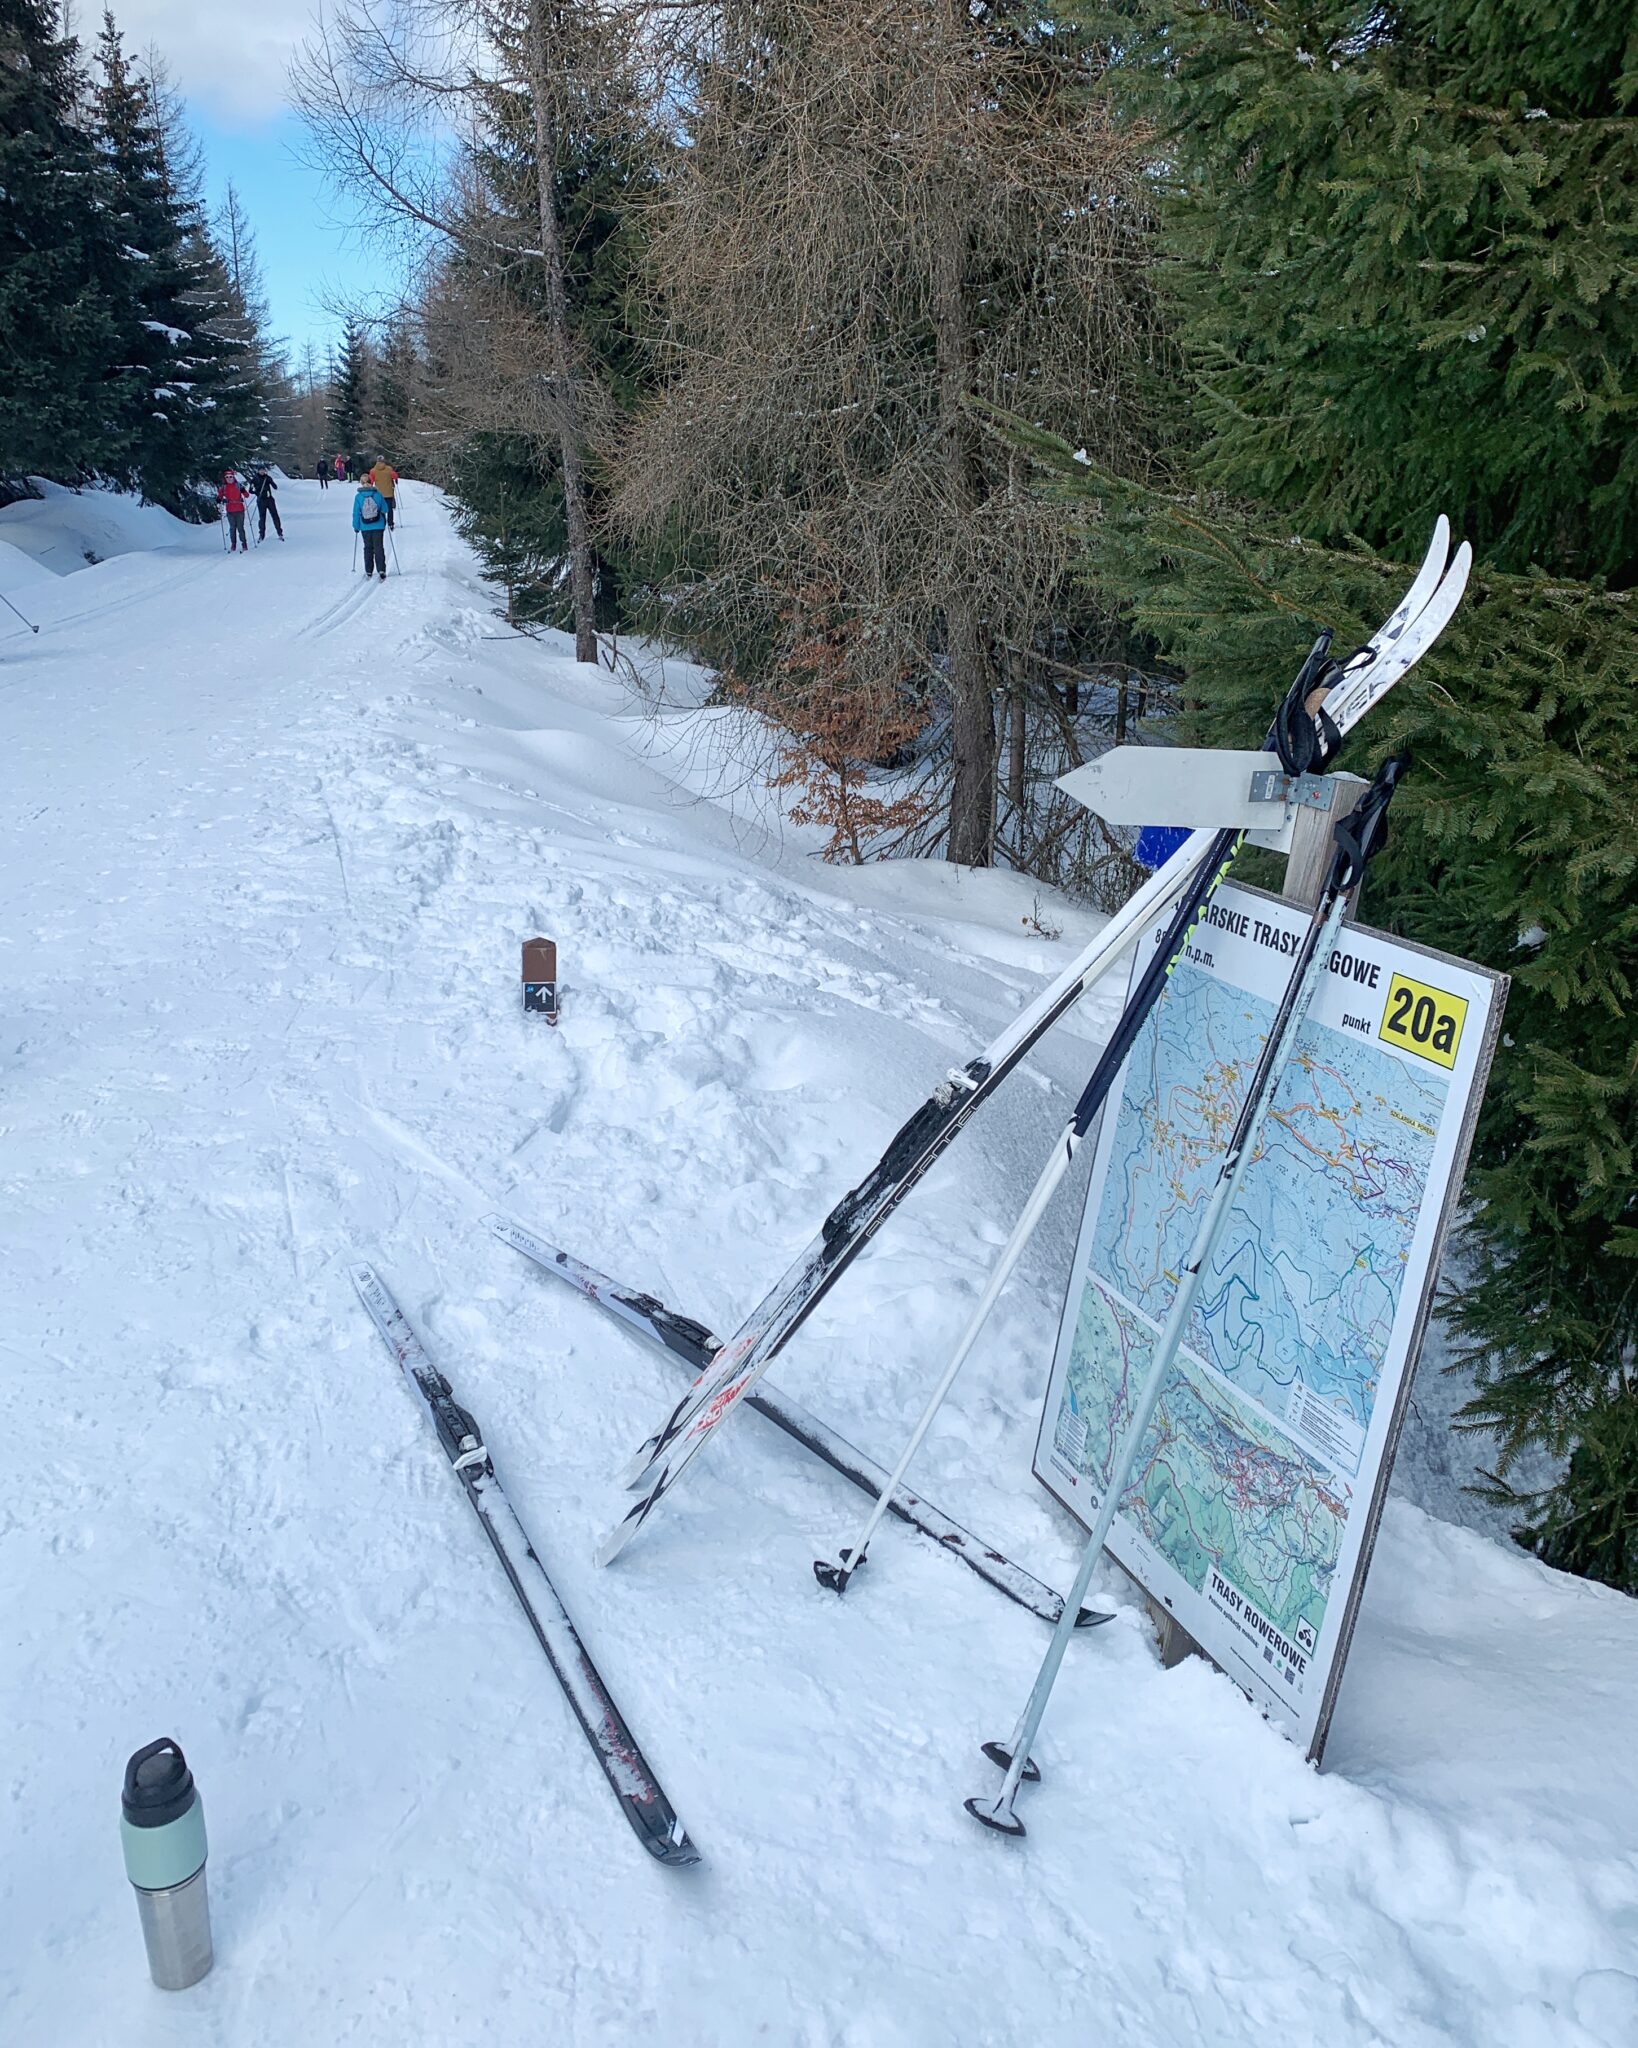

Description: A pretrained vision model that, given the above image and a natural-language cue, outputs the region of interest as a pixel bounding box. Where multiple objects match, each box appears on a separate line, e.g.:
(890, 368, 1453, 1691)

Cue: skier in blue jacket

(352, 471, 389, 580)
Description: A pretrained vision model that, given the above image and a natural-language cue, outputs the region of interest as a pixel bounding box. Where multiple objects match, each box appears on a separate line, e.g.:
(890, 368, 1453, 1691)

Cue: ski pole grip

(1274, 630, 1341, 776)
(1331, 755, 1407, 890)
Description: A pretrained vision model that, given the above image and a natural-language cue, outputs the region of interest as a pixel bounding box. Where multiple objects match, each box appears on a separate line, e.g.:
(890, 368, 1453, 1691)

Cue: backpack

(359, 490, 383, 524)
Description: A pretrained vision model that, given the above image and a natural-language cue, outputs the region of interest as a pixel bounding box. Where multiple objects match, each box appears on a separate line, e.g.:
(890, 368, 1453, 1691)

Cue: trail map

(1035, 881, 1504, 1757)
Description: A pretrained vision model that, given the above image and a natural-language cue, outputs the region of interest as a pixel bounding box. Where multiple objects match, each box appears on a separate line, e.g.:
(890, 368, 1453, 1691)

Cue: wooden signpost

(523, 937, 559, 1024)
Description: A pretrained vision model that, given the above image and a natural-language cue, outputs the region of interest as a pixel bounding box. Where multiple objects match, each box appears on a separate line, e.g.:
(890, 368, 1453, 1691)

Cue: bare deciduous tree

(618, 0, 1159, 864)
(292, 0, 637, 661)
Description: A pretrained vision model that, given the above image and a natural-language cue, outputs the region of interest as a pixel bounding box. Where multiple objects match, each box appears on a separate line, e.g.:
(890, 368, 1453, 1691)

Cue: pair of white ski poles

(962, 758, 1404, 1834)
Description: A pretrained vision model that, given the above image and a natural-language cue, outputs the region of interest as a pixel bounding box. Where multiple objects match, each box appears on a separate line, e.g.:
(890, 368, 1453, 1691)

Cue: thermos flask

(120, 1737, 213, 1990)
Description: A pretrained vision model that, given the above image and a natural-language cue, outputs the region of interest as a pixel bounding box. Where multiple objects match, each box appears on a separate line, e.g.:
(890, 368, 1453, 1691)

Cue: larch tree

(292, 0, 642, 662)
(616, 0, 1157, 866)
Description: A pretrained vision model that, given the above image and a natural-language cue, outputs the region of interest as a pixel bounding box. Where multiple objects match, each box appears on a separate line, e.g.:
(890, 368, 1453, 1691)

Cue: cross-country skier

(353, 474, 389, 581)
(249, 468, 284, 541)
(316, 456, 330, 491)
(218, 470, 248, 553)
(334, 453, 347, 485)
(366, 457, 399, 528)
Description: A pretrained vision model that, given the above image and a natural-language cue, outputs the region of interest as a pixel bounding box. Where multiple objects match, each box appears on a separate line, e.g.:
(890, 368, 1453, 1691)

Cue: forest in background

(6, 0, 1634, 1593)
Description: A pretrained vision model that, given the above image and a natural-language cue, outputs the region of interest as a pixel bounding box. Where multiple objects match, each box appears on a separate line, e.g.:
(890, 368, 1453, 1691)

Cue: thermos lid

(122, 1738, 197, 1830)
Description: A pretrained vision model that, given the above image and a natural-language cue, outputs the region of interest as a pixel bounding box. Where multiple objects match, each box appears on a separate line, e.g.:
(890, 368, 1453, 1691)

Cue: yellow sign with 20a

(1379, 971, 1468, 1069)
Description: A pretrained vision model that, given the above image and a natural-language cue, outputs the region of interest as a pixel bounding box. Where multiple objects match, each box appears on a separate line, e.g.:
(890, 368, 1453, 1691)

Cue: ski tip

(481, 1211, 511, 1238)
(618, 1439, 662, 1490)
(594, 1512, 641, 1568)
(1072, 1604, 1116, 1630)
(348, 1260, 378, 1293)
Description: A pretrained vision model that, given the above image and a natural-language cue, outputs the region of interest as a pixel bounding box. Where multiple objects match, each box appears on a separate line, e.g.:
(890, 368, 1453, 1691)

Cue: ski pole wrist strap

(1331, 754, 1407, 893)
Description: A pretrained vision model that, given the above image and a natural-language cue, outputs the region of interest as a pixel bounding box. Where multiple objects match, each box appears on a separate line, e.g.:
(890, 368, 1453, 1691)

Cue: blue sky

(78, 0, 403, 363)
(193, 110, 403, 367)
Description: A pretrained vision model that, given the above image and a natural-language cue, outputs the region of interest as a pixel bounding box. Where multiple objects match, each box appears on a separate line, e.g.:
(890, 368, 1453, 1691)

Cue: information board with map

(1033, 880, 1506, 1760)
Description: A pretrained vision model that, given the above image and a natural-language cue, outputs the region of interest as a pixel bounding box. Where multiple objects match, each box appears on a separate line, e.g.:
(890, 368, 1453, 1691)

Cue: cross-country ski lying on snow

(350, 1263, 699, 1868)
(486, 1214, 1109, 1628)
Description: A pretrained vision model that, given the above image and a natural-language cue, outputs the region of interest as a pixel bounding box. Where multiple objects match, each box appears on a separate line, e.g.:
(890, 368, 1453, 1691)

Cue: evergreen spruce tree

(0, 0, 129, 484)
(180, 225, 268, 470)
(93, 16, 265, 508)
(327, 321, 370, 463)
(1039, 0, 1638, 1586)
(143, 50, 267, 487)
(437, 42, 661, 632)
(94, 11, 196, 503)
(201, 180, 276, 461)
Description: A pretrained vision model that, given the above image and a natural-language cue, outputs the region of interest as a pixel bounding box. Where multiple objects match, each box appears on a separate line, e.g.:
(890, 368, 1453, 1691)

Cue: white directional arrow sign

(1056, 746, 1295, 829)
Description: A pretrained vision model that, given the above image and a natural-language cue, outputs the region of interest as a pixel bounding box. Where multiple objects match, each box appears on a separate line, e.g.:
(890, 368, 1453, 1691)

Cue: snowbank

(0, 537, 58, 606)
(0, 477, 216, 576)
(3, 480, 1633, 2048)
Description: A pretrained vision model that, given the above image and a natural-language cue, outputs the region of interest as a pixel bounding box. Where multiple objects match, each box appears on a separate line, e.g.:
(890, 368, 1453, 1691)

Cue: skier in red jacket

(217, 471, 248, 553)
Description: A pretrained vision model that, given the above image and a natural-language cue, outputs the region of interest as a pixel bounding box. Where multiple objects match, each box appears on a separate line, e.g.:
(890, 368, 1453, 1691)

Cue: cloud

(74, 1, 315, 126)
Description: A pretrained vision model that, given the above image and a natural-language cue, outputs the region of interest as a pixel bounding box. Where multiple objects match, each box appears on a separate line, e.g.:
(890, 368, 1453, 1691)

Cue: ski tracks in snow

(4, 483, 1636, 2048)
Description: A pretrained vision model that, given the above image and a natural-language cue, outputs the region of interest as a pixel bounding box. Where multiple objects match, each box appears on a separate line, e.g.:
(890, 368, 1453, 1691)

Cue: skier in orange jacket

(366, 460, 399, 528)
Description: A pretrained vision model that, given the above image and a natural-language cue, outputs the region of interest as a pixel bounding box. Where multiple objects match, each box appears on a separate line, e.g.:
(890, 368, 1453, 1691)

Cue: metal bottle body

(120, 1741, 213, 1991)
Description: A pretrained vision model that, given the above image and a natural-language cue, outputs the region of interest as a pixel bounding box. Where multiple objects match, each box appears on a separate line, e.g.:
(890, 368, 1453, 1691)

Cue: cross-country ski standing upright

(217, 471, 247, 552)
(353, 478, 389, 580)
(248, 469, 283, 541)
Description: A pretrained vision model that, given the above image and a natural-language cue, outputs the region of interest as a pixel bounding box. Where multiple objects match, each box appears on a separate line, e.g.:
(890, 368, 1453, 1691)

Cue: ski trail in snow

(316, 781, 357, 928)
(357, 1097, 499, 1216)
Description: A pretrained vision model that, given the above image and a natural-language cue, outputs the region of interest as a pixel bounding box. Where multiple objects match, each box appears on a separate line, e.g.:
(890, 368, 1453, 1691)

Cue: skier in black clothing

(248, 468, 284, 541)
(316, 457, 330, 491)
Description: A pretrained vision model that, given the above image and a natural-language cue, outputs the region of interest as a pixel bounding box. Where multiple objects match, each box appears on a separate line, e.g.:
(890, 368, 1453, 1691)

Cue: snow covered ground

(3, 482, 1634, 2047)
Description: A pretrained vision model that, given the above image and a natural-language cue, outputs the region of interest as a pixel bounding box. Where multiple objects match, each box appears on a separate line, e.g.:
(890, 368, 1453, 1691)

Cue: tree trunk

(528, 3, 598, 665)
(930, 162, 993, 866)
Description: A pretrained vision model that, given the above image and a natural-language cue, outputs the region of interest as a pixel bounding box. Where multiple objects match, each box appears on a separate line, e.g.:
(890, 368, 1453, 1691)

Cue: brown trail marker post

(523, 937, 559, 1024)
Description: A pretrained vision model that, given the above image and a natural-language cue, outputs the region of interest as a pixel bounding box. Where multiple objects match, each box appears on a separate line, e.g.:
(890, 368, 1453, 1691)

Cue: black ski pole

(0, 587, 40, 635)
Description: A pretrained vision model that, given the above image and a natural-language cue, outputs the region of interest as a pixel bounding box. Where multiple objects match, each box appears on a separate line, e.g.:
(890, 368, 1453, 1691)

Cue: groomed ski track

(4, 483, 1636, 2048)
